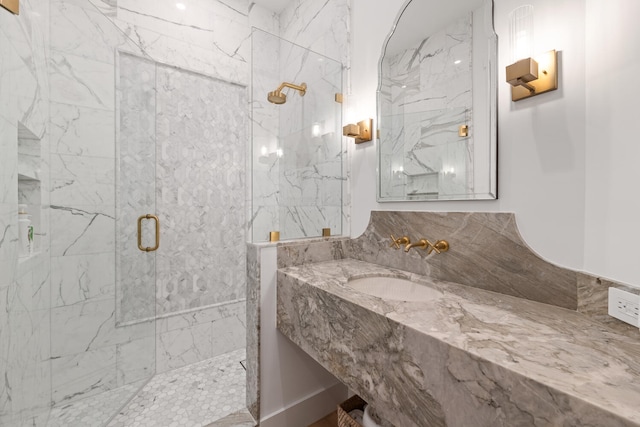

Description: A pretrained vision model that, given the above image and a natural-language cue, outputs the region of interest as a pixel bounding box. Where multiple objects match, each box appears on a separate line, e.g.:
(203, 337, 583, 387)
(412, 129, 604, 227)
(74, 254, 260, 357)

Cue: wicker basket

(337, 394, 367, 427)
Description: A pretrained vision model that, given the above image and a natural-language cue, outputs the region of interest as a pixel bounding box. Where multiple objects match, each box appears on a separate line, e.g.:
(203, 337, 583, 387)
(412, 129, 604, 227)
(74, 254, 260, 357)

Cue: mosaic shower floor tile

(108, 349, 247, 427)
(46, 349, 247, 427)
(48, 381, 145, 427)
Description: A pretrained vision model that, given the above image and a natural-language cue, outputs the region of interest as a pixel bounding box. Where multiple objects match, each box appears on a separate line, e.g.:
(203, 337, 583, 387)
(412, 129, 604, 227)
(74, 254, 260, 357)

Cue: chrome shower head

(267, 82, 307, 105)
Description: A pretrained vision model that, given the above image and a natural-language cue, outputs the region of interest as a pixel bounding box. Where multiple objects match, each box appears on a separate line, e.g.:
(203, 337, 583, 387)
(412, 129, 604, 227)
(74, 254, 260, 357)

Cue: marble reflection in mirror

(377, 0, 497, 201)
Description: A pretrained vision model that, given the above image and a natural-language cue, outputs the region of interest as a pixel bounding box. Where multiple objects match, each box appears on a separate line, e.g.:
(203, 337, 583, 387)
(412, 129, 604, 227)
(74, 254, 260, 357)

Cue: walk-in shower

(1, 1, 249, 426)
(250, 28, 345, 243)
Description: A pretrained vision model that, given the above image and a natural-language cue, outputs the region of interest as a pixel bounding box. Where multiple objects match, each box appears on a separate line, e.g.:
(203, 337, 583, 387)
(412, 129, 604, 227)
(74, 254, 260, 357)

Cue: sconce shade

(509, 5, 534, 63)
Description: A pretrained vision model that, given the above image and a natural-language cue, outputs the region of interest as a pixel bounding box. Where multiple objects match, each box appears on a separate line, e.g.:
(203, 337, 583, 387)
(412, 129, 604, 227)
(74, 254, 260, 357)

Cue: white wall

(583, 1, 640, 287)
(350, 0, 607, 278)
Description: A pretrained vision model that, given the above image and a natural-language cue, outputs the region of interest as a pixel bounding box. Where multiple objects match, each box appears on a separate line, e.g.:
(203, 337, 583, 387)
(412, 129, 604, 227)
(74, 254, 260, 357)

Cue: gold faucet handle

(390, 234, 410, 249)
(427, 240, 450, 255)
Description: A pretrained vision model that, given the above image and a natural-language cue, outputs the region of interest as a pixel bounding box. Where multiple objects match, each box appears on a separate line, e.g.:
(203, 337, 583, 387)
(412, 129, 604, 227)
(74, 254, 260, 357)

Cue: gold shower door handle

(137, 214, 160, 252)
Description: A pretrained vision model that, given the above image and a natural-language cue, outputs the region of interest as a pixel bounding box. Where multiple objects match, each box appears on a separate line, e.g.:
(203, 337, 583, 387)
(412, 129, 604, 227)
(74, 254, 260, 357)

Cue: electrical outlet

(608, 287, 640, 327)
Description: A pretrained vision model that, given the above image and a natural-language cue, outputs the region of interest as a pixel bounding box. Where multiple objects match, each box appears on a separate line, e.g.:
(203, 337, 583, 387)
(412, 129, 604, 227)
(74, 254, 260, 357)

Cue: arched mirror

(377, 0, 497, 201)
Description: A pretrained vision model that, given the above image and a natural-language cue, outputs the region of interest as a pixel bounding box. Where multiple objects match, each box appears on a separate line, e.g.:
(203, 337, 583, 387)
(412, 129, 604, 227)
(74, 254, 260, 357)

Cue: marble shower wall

(116, 53, 248, 373)
(48, 0, 156, 411)
(46, 0, 270, 411)
(117, 54, 247, 320)
(379, 13, 474, 199)
(250, 0, 350, 242)
(0, 1, 52, 424)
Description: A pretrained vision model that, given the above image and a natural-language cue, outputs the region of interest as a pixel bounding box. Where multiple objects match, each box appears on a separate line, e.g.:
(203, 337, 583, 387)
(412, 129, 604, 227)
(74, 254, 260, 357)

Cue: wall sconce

(505, 5, 558, 101)
(343, 119, 373, 144)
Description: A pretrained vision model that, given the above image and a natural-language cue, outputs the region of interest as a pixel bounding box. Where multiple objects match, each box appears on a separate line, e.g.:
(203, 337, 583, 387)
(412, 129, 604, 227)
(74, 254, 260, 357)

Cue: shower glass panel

(47, 5, 158, 427)
(0, 1, 157, 425)
(251, 28, 344, 242)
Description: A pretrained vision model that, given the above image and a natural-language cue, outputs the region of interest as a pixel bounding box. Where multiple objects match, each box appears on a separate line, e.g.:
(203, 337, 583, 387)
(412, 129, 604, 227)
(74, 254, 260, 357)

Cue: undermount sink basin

(347, 277, 441, 302)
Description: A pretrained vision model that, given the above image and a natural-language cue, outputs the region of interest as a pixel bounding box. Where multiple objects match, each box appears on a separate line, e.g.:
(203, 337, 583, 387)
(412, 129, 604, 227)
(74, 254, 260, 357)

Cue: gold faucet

(390, 234, 410, 250)
(404, 239, 449, 254)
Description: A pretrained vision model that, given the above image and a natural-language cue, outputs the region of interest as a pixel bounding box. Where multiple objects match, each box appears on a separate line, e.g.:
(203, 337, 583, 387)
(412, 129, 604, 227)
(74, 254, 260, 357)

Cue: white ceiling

(251, 0, 294, 13)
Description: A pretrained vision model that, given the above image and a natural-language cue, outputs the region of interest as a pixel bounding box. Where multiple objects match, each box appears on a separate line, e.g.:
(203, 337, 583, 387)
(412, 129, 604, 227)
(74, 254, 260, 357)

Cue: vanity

(275, 212, 640, 427)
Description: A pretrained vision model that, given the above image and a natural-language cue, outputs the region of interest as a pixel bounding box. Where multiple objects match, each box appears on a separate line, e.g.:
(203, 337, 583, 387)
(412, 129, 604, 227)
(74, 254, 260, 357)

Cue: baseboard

(259, 382, 348, 427)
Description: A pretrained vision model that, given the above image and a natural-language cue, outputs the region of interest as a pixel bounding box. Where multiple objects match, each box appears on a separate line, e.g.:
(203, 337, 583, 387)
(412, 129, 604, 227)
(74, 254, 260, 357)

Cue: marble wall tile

(0, 119, 18, 206)
(50, 204, 115, 257)
(51, 298, 115, 358)
(211, 315, 246, 358)
(1, 279, 51, 421)
(154, 300, 246, 373)
(248, 2, 280, 35)
(51, 253, 115, 307)
(0, 205, 18, 288)
(113, 2, 251, 85)
(49, 51, 115, 111)
(50, 154, 115, 206)
(116, 335, 155, 387)
(154, 64, 247, 315)
(1, 0, 52, 423)
(51, 346, 117, 404)
(156, 300, 245, 334)
(50, 0, 130, 64)
(279, 0, 350, 64)
(50, 102, 115, 158)
(156, 322, 212, 373)
(250, 22, 346, 242)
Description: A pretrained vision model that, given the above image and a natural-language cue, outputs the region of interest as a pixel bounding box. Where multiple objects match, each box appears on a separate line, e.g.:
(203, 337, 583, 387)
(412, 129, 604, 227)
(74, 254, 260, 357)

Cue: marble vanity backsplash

(275, 211, 639, 336)
(273, 211, 640, 427)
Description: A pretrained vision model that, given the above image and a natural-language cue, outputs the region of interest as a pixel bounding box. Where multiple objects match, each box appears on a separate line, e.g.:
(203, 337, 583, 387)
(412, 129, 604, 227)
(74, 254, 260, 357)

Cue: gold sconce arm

(343, 118, 373, 144)
(506, 50, 558, 101)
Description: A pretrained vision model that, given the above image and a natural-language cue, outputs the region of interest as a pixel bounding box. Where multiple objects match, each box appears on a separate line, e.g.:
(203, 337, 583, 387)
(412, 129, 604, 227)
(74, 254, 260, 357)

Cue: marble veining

(346, 211, 578, 309)
(277, 258, 640, 427)
(250, 18, 347, 242)
(379, 13, 474, 199)
(245, 244, 260, 420)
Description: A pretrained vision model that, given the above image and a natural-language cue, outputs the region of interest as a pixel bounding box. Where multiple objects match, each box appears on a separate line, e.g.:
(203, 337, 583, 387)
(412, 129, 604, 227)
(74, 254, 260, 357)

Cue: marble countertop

(278, 258, 640, 426)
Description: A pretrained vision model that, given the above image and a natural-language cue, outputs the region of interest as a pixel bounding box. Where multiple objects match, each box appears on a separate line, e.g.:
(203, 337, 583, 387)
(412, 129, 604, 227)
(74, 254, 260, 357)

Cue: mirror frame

(376, 0, 498, 202)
